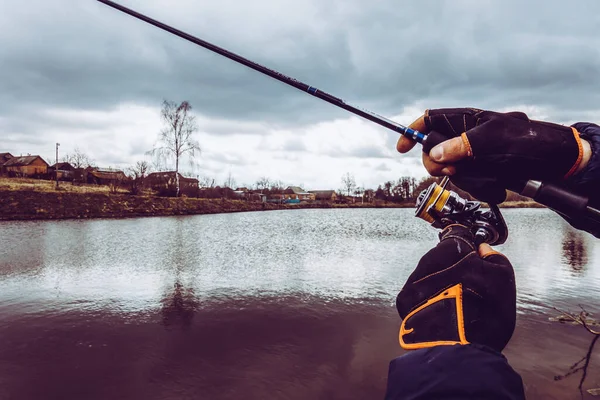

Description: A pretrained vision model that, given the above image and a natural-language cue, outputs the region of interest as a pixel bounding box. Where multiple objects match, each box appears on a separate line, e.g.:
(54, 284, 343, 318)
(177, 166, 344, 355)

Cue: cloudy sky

(2, 0, 600, 190)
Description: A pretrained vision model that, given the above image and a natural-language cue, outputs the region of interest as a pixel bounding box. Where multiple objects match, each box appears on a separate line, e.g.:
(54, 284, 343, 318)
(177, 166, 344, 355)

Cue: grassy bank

(0, 178, 543, 221)
(0, 179, 406, 221)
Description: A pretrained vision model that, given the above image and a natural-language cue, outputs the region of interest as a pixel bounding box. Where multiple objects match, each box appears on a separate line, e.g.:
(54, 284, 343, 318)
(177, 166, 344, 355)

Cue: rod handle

(514, 181, 588, 216)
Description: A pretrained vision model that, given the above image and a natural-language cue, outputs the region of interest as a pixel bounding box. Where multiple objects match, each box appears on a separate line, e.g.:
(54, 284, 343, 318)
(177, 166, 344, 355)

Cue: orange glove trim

(461, 132, 473, 157)
(399, 283, 469, 350)
(564, 127, 583, 179)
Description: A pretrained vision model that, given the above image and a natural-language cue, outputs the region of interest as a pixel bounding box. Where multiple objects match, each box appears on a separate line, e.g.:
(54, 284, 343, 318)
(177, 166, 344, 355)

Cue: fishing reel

(415, 178, 508, 246)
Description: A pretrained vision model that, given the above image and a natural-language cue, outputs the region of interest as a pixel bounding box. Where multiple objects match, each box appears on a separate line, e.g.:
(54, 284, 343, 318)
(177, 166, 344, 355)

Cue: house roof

(3, 155, 48, 167)
(285, 186, 309, 194)
(309, 190, 337, 199)
(0, 152, 13, 164)
(89, 170, 127, 180)
(50, 162, 74, 171)
(96, 168, 124, 173)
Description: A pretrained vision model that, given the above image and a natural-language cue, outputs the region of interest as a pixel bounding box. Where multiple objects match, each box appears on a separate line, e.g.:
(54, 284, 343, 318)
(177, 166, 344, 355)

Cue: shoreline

(0, 189, 545, 222)
(0, 190, 412, 222)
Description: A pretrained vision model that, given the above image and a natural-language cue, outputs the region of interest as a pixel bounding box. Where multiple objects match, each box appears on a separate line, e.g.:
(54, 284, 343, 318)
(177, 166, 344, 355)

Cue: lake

(1, 208, 599, 399)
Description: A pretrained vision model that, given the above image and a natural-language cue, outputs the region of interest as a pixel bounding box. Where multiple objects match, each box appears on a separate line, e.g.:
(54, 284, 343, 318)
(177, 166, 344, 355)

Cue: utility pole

(55, 143, 60, 189)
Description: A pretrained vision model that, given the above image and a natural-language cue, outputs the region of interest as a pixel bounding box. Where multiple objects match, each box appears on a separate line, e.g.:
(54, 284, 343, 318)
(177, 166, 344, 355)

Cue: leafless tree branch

(551, 306, 600, 395)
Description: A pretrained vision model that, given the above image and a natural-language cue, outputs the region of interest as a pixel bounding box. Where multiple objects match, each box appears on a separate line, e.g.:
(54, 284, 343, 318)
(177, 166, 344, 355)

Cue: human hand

(396, 224, 516, 353)
(397, 108, 591, 203)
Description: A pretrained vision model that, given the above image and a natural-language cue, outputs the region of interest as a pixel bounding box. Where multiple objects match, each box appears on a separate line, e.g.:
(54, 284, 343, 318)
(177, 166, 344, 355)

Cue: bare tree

(127, 160, 150, 195)
(269, 180, 285, 194)
(63, 147, 93, 169)
(384, 181, 393, 197)
(341, 172, 356, 197)
(147, 100, 201, 197)
(255, 176, 271, 192)
(224, 171, 236, 189)
(364, 188, 375, 203)
(199, 175, 216, 188)
(397, 176, 417, 200)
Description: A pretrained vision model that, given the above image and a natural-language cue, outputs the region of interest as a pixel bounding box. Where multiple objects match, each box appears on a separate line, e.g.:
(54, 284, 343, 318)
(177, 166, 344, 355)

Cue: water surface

(1, 209, 599, 399)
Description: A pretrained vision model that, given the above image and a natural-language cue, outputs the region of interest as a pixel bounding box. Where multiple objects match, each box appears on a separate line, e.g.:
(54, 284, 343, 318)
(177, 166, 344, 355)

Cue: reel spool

(415, 178, 508, 246)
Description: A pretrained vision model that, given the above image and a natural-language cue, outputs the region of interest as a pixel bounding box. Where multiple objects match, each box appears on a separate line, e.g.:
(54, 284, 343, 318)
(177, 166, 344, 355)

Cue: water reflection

(161, 280, 198, 329)
(161, 220, 199, 329)
(1, 209, 600, 399)
(561, 227, 589, 273)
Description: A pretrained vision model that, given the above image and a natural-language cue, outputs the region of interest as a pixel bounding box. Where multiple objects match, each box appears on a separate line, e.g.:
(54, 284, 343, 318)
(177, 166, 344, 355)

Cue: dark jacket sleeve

(385, 344, 525, 400)
(570, 122, 600, 209)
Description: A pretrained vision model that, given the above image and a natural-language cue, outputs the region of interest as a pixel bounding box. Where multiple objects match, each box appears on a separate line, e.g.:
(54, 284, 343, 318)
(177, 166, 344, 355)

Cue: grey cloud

(205, 152, 254, 166)
(322, 145, 391, 159)
(348, 146, 390, 159)
(3, 0, 600, 133)
(2, 0, 600, 174)
(375, 163, 391, 172)
(281, 138, 307, 152)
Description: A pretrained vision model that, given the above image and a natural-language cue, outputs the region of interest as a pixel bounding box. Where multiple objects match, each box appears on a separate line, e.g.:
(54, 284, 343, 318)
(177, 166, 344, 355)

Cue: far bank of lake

(0, 189, 416, 221)
(0, 188, 546, 222)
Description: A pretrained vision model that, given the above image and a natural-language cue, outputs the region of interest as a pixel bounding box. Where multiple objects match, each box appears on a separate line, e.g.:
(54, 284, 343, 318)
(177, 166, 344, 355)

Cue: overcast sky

(2, 0, 600, 190)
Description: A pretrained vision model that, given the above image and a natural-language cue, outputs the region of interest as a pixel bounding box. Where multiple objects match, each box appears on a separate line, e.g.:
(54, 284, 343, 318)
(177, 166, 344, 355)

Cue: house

(50, 162, 75, 181)
(248, 193, 267, 203)
(283, 186, 315, 201)
(308, 190, 338, 203)
(267, 193, 285, 203)
(0, 152, 13, 164)
(2, 155, 49, 177)
(0, 152, 14, 175)
(86, 167, 128, 185)
(146, 171, 199, 195)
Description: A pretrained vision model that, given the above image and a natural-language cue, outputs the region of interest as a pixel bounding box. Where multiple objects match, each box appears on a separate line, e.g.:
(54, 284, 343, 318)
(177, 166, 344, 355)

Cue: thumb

(430, 135, 472, 163)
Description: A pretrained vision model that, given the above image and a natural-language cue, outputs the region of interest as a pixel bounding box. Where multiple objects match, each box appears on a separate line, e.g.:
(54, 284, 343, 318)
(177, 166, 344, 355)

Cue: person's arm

(395, 108, 600, 236)
(385, 224, 525, 399)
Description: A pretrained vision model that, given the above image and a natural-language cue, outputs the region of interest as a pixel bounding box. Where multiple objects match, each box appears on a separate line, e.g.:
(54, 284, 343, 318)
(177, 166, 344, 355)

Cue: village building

(84, 167, 128, 185)
(145, 171, 199, 195)
(232, 190, 246, 199)
(2, 155, 49, 177)
(0, 152, 13, 165)
(50, 162, 75, 181)
(308, 190, 338, 203)
(248, 193, 267, 203)
(283, 186, 315, 202)
(0, 152, 14, 175)
(267, 193, 285, 203)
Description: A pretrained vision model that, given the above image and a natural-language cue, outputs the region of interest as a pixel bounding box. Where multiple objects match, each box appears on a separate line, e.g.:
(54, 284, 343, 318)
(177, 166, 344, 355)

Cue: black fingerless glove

(396, 225, 516, 353)
(422, 108, 584, 204)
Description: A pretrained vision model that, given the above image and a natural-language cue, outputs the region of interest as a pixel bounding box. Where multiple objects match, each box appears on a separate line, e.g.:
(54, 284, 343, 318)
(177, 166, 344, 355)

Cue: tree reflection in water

(160, 221, 199, 329)
(561, 228, 589, 273)
(161, 279, 199, 329)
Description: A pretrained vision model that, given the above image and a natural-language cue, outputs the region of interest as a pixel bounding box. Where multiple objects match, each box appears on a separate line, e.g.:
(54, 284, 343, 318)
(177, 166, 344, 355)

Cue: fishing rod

(96, 0, 600, 236)
(95, 0, 425, 144)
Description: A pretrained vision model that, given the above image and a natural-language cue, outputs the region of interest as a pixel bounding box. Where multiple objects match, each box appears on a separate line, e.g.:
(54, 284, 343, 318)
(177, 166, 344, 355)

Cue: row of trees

(340, 172, 419, 203)
(338, 173, 529, 204)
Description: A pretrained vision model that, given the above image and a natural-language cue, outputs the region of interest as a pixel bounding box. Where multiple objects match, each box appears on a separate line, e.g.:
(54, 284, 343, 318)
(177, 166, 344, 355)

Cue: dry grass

(0, 177, 130, 194)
